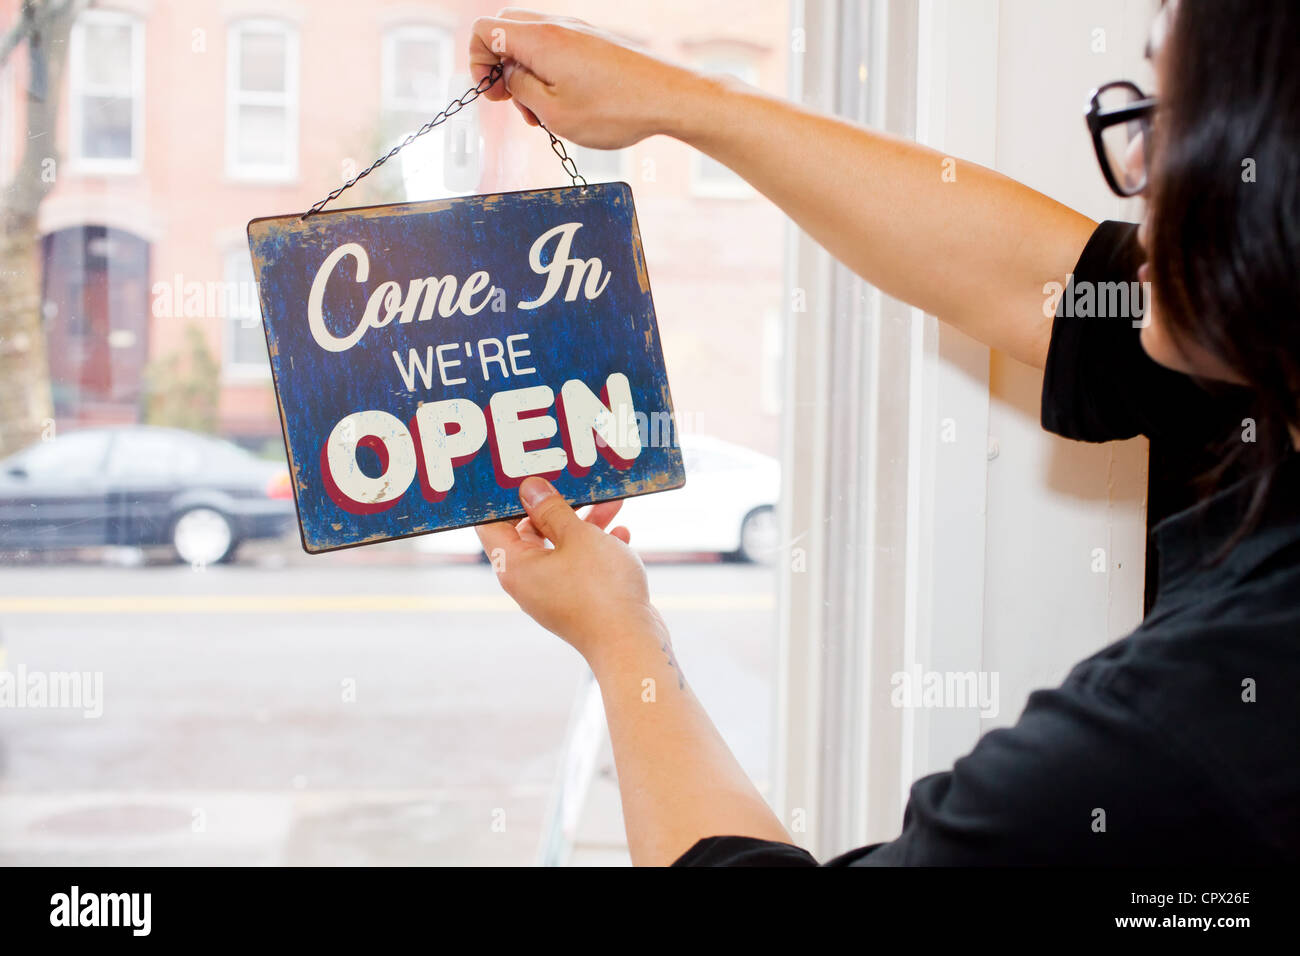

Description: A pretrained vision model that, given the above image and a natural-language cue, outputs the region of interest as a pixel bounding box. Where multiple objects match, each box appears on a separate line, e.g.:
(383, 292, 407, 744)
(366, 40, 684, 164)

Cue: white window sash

(381, 25, 454, 118)
(225, 19, 299, 182)
(68, 10, 145, 174)
(221, 249, 270, 380)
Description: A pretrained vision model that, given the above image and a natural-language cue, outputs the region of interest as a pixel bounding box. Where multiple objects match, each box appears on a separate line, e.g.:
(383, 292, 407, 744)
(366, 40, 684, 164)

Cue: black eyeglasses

(1086, 80, 1157, 197)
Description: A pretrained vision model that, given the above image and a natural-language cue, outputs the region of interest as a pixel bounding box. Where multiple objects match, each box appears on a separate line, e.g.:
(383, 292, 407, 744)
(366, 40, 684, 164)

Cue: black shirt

(674, 221, 1298, 866)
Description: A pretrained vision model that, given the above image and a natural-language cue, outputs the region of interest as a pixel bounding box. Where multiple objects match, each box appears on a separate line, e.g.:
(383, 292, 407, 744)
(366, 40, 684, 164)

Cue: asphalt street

(0, 547, 776, 865)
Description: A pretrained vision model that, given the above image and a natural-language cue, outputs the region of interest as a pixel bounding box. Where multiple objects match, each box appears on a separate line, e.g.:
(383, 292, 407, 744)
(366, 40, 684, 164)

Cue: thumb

(504, 62, 552, 121)
(519, 477, 582, 547)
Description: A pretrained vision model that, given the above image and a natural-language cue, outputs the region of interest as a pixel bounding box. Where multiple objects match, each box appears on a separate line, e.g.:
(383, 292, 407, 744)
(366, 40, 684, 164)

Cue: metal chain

(539, 123, 588, 188)
(302, 61, 586, 219)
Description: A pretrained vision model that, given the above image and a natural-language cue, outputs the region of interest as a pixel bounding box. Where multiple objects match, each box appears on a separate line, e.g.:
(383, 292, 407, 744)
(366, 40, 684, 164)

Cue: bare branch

(0, 2, 38, 66)
(0, 1, 81, 66)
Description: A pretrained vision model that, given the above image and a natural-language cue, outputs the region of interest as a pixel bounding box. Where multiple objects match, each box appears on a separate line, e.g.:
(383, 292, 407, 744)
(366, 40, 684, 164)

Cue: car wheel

(171, 507, 236, 566)
(735, 506, 778, 564)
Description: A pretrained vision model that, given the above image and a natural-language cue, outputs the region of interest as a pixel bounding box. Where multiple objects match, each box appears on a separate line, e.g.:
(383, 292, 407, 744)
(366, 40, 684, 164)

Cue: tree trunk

(0, 0, 82, 457)
(0, 220, 53, 454)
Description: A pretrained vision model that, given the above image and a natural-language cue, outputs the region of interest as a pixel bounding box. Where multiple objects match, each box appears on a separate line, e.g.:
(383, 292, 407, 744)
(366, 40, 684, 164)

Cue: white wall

(892, 0, 1160, 805)
(910, 0, 1156, 781)
(978, 0, 1155, 736)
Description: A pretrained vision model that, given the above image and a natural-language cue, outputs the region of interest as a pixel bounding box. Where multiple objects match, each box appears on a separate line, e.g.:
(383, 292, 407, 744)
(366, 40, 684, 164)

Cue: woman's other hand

(475, 477, 668, 664)
(478, 476, 792, 864)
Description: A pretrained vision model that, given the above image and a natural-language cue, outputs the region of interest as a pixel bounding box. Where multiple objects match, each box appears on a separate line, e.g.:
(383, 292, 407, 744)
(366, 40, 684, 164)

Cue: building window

(381, 25, 454, 140)
(377, 25, 458, 200)
(226, 20, 299, 181)
(566, 143, 629, 184)
(691, 57, 758, 198)
(223, 249, 269, 378)
(68, 10, 145, 172)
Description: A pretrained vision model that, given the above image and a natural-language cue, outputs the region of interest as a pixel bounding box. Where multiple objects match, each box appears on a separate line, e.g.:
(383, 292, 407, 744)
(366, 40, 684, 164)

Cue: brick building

(2, 0, 788, 455)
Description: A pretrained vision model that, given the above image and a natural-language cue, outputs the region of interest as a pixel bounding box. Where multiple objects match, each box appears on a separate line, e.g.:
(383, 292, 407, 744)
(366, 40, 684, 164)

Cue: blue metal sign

(247, 184, 684, 553)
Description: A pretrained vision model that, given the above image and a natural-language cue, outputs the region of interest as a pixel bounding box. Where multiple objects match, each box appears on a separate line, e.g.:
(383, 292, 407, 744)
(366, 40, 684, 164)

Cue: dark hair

(1147, 0, 1300, 537)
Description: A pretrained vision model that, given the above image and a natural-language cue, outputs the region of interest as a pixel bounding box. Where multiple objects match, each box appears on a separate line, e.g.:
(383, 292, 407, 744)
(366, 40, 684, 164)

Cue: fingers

(468, 15, 554, 100)
(503, 62, 552, 120)
(482, 489, 626, 564)
(513, 98, 540, 126)
(520, 502, 624, 547)
(513, 516, 547, 548)
(475, 520, 521, 565)
(582, 499, 624, 530)
(518, 476, 583, 547)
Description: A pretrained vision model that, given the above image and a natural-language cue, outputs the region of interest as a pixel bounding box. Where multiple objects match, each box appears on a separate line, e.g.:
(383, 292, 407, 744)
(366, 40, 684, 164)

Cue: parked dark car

(0, 426, 295, 565)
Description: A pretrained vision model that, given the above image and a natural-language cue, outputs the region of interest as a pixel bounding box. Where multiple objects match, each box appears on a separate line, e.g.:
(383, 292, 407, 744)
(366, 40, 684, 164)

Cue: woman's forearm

(474, 475, 788, 866)
(667, 73, 1098, 368)
(586, 619, 793, 866)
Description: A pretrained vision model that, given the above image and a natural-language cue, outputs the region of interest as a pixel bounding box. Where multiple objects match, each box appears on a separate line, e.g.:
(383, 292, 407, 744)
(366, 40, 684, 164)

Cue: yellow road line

(0, 593, 774, 614)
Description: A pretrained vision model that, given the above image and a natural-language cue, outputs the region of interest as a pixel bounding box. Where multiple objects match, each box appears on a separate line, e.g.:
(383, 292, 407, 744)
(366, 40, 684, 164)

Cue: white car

(414, 434, 781, 562)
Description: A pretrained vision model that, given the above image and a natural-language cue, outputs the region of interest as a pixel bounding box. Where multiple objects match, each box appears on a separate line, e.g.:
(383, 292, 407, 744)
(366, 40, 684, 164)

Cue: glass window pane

(83, 23, 133, 90)
(697, 153, 734, 184)
(567, 144, 625, 182)
(237, 104, 288, 165)
(80, 94, 133, 159)
(229, 318, 268, 368)
(239, 30, 287, 93)
(383, 108, 431, 141)
(106, 430, 202, 479)
(225, 254, 269, 370)
(13, 431, 110, 480)
(391, 36, 444, 104)
(6, 0, 792, 870)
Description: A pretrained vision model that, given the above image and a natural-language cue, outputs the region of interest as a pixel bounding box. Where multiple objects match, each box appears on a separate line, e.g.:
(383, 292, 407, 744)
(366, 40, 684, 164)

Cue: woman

(467, 0, 1299, 865)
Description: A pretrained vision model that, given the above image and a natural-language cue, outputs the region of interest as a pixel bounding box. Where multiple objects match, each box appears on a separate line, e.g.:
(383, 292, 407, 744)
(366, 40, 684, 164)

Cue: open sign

(248, 184, 685, 553)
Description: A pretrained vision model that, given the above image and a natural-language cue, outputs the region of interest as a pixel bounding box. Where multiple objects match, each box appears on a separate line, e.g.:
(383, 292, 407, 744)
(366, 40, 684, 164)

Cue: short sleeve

(672, 836, 818, 867)
(1041, 220, 1250, 446)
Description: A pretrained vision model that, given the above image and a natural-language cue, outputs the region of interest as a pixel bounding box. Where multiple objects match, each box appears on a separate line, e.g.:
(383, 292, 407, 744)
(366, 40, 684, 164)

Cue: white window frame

(381, 24, 454, 122)
(222, 247, 270, 381)
(378, 25, 457, 199)
(225, 18, 299, 182)
(68, 10, 146, 175)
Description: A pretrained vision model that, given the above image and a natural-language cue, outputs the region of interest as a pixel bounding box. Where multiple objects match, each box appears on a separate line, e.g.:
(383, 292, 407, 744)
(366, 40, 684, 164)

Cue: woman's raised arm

(470, 9, 1097, 368)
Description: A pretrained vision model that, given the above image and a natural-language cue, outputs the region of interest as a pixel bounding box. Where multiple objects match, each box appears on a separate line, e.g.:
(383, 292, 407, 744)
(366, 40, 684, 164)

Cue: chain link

(302, 62, 587, 219)
(540, 123, 589, 189)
